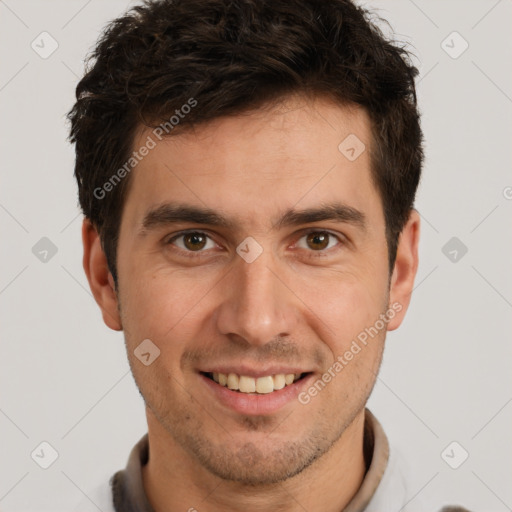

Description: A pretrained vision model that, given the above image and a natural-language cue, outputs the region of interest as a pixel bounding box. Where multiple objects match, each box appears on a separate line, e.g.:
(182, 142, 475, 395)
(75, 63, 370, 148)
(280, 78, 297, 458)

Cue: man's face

(115, 96, 394, 484)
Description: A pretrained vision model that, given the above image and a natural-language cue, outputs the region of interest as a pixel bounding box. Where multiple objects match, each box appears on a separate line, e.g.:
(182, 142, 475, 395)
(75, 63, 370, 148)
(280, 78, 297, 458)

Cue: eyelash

(165, 229, 345, 258)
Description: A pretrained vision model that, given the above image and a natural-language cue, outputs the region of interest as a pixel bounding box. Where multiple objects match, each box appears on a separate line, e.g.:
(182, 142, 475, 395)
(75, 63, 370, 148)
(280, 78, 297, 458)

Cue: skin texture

(83, 95, 420, 512)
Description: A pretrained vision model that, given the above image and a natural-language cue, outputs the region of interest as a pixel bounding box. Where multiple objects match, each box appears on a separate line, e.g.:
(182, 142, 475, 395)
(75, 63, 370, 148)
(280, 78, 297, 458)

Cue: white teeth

(284, 374, 295, 385)
(211, 372, 302, 394)
(239, 376, 256, 393)
(256, 376, 274, 394)
(227, 373, 239, 390)
(273, 374, 286, 390)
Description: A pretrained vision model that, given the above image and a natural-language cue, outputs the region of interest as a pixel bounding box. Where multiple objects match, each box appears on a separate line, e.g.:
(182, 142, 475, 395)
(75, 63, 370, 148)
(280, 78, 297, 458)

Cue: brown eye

(295, 230, 341, 254)
(168, 231, 216, 253)
(306, 232, 330, 251)
(182, 232, 207, 251)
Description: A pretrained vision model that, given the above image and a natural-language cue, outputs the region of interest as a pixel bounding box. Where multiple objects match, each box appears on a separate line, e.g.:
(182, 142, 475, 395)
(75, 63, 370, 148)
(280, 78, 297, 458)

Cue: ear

(82, 219, 122, 331)
(387, 209, 420, 331)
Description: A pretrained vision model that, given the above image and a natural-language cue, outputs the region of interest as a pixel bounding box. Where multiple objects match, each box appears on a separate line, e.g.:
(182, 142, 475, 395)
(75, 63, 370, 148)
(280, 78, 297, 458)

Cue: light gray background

(1, 0, 511, 510)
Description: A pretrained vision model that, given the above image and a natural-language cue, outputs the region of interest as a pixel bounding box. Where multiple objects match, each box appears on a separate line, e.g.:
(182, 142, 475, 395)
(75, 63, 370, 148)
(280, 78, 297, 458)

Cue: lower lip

(200, 373, 314, 415)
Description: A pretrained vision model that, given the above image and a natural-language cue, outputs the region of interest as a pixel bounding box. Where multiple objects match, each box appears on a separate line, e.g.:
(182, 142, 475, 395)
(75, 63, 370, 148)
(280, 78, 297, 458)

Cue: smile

(203, 372, 306, 394)
(200, 369, 314, 415)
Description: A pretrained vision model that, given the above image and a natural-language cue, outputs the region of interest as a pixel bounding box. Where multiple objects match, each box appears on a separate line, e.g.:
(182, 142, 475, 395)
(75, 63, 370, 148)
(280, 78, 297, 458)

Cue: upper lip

(199, 365, 311, 379)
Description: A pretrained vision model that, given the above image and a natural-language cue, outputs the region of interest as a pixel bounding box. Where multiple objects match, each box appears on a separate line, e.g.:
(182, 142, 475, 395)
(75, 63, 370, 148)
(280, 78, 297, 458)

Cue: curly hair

(68, 0, 423, 285)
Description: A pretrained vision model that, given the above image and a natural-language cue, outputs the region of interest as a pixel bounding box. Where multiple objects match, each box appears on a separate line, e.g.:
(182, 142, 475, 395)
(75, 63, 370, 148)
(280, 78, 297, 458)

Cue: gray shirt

(73, 409, 473, 511)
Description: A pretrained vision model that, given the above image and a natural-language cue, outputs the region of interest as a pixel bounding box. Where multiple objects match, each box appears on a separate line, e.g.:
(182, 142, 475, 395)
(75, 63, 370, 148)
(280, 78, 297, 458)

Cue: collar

(111, 408, 389, 512)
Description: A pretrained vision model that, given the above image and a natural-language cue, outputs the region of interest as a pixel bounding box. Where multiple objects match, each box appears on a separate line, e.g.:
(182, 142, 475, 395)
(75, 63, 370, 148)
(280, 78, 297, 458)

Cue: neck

(142, 410, 367, 512)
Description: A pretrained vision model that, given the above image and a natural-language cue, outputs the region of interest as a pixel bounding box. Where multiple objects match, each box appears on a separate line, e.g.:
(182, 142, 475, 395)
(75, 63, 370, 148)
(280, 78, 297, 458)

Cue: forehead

(122, 95, 382, 233)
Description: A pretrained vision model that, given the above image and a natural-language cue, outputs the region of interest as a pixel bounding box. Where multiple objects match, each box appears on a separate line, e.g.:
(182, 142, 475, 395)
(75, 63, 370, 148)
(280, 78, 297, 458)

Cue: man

(68, 0, 471, 510)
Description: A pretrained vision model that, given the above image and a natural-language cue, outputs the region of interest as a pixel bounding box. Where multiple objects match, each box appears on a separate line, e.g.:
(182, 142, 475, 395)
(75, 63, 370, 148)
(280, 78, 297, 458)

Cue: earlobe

(82, 219, 123, 331)
(387, 209, 420, 332)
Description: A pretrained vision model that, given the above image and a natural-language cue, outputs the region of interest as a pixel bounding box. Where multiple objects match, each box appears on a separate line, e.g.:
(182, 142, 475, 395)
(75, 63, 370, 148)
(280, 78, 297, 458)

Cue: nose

(214, 246, 299, 347)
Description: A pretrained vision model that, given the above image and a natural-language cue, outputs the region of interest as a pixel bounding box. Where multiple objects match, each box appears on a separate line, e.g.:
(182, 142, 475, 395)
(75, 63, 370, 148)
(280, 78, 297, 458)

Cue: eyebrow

(273, 202, 366, 231)
(139, 201, 366, 235)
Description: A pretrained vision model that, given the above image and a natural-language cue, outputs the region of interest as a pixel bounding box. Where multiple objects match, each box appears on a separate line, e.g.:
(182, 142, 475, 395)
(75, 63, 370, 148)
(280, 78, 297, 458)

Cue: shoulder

(366, 440, 474, 512)
(439, 508, 474, 512)
(364, 441, 418, 511)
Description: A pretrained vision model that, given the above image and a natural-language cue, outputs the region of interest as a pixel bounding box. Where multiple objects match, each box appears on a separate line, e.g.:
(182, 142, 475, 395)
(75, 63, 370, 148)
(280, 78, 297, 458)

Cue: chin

(200, 443, 319, 485)
(179, 426, 334, 486)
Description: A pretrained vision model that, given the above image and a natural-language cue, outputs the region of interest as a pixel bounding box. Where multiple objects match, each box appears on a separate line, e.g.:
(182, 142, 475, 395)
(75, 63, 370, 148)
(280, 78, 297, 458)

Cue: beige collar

(111, 408, 389, 512)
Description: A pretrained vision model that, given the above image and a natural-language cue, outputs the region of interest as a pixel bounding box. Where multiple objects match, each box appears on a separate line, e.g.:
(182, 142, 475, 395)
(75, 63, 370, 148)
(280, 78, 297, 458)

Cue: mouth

(201, 371, 311, 394)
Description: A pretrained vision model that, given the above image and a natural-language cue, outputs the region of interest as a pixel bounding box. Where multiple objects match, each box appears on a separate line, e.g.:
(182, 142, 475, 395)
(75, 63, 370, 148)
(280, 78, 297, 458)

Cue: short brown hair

(68, 0, 423, 285)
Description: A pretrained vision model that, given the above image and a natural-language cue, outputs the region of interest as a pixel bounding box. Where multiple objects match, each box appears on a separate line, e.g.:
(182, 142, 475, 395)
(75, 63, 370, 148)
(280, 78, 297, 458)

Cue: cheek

(300, 265, 389, 350)
(119, 267, 219, 350)
(309, 274, 387, 402)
